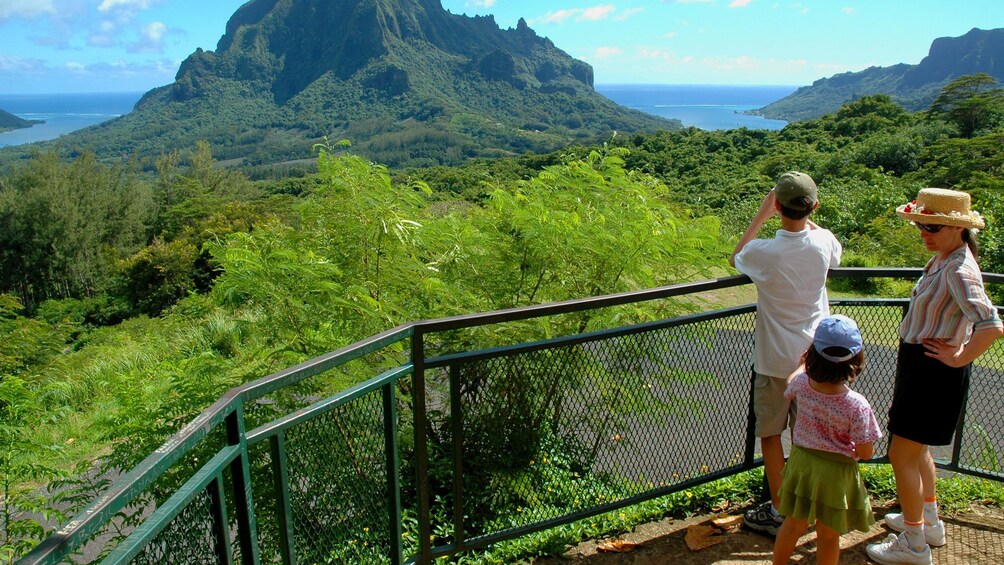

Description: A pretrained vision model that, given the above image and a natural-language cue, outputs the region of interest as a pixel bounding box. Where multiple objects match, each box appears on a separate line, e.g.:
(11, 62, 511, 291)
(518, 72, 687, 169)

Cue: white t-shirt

(734, 227, 842, 378)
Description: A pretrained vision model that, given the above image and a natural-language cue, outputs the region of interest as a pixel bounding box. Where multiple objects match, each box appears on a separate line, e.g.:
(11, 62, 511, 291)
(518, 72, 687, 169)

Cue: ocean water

(0, 85, 796, 148)
(596, 84, 796, 130)
(0, 92, 143, 147)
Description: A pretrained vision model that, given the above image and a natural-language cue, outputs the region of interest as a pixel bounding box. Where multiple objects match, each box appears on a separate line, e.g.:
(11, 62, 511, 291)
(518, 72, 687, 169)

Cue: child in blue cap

(772, 315, 882, 565)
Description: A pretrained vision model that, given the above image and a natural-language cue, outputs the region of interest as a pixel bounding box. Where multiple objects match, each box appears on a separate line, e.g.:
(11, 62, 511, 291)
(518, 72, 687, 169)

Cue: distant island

(755, 27, 1004, 121)
(0, 108, 41, 133)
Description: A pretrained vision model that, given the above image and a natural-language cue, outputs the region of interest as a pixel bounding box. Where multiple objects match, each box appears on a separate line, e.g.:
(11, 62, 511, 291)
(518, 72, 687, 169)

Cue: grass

(863, 463, 1004, 513)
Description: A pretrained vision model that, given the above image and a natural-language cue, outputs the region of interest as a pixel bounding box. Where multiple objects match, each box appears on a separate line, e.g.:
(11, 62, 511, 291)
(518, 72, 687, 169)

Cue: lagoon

(0, 85, 797, 148)
(596, 84, 795, 131)
(0, 92, 143, 147)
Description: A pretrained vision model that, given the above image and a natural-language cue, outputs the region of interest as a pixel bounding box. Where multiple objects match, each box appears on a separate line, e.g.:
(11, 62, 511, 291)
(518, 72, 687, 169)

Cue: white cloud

(638, 47, 676, 61)
(143, 21, 166, 42)
(88, 34, 117, 47)
(697, 55, 812, 75)
(662, 31, 679, 39)
(581, 5, 616, 21)
(127, 21, 167, 53)
(534, 9, 581, 25)
(729, 0, 753, 7)
(842, 7, 855, 15)
(0, 0, 56, 21)
(98, 0, 158, 13)
(0, 54, 46, 71)
(594, 46, 624, 58)
(616, 7, 644, 21)
(465, 0, 496, 7)
(533, 4, 621, 25)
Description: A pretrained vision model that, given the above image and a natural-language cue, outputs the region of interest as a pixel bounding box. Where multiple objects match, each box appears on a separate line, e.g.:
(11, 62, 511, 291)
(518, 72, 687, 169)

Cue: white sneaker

(866, 533, 933, 565)
(883, 512, 947, 547)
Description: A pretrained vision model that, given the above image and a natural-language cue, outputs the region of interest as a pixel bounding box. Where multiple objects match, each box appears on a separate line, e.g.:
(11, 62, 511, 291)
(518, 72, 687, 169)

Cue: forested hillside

(2, 74, 1004, 562)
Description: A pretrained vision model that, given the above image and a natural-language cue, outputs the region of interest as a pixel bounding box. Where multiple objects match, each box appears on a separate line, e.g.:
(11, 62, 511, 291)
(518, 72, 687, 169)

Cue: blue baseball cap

(813, 315, 863, 362)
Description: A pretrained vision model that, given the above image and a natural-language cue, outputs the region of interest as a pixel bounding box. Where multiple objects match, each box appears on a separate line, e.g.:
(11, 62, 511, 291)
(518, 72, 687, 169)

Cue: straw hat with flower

(896, 188, 985, 229)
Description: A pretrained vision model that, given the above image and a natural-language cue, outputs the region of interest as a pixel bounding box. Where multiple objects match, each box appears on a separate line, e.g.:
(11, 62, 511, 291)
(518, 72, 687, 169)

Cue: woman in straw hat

(867, 188, 1003, 565)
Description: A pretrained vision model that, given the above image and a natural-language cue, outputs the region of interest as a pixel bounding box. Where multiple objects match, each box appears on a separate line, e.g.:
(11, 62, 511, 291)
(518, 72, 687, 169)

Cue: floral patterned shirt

(785, 372, 882, 459)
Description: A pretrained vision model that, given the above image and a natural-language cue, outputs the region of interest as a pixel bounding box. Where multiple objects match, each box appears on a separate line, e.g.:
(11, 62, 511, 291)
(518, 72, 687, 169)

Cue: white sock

(923, 498, 939, 525)
(903, 519, 927, 551)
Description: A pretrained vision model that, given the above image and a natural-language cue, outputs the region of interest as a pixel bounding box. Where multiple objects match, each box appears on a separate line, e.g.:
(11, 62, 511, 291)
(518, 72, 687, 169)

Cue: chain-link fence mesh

(127, 487, 222, 565)
(283, 392, 392, 564)
(24, 287, 1004, 565)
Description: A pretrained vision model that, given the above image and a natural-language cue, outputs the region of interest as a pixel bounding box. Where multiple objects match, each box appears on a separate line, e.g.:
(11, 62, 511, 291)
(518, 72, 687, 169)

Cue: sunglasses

(913, 222, 945, 234)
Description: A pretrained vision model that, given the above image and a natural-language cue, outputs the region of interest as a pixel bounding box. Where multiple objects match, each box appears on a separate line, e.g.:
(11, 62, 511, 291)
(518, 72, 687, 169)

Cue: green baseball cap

(774, 171, 817, 211)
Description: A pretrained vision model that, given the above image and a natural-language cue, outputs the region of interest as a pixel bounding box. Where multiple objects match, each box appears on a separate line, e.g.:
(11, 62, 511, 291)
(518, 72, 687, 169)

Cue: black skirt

(888, 341, 971, 446)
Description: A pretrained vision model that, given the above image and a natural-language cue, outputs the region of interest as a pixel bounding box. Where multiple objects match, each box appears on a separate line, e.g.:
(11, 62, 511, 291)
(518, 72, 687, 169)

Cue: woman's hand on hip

(922, 338, 966, 367)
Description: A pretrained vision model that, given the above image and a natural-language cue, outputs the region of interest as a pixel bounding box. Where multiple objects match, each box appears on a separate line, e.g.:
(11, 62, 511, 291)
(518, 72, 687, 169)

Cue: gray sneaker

(883, 512, 947, 547)
(743, 502, 784, 536)
(866, 533, 933, 565)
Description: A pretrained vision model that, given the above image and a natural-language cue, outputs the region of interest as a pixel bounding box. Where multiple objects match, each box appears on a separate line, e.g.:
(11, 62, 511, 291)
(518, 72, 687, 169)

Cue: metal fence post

(226, 407, 261, 564)
(743, 364, 758, 467)
(269, 432, 296, 565)
(384, 381, 404, 565)
(412, 329, 432, 564)
(950, 364, 973, 469)
(450, 364, 465, 550)
(209, 475, 234, 565)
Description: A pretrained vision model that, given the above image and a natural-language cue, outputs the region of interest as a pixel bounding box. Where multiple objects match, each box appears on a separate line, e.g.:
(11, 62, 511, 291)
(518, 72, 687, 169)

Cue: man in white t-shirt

(729, 171, 843, 535)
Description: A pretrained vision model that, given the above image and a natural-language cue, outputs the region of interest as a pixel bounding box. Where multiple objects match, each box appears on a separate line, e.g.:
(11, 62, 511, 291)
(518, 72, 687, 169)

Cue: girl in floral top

(772, 315, 882, 565)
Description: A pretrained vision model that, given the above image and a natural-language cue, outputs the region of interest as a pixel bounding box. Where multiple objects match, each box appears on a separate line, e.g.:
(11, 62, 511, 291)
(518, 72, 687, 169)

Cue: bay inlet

(0, 85, 797, 148)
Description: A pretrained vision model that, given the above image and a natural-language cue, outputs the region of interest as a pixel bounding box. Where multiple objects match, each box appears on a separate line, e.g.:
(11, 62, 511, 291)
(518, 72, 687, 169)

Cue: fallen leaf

(712, 499, 730, 513)
(685, 524, 726, 551)
(711, 514, 743, 531)
(596, 538, 642, 553)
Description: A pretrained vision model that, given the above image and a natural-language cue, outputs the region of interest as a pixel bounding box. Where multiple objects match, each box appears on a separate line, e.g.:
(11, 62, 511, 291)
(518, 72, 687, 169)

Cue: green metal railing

(19, 268, 1004, 564)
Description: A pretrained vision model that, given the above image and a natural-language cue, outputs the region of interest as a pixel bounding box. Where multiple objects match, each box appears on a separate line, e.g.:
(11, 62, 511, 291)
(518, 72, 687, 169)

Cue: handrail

(20, 267, 1004, 565)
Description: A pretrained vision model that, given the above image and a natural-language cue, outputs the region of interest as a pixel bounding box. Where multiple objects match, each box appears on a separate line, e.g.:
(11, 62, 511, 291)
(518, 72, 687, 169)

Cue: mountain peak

(33, 0, 673, 170)
(175, 0, 596, 105)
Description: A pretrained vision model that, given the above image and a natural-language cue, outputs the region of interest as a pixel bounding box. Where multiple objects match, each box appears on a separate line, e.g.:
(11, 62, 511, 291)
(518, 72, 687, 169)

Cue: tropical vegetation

(2, 74, 1004, 563)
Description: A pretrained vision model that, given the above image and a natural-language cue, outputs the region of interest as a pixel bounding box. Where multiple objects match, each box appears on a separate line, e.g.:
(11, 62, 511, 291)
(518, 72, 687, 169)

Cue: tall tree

(928, 73, 1004, 138)
(0, 151, 155, 308)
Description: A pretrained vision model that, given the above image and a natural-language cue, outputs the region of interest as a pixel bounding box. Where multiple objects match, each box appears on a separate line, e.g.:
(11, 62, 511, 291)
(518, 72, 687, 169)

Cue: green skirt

(778, 445, 874, 534)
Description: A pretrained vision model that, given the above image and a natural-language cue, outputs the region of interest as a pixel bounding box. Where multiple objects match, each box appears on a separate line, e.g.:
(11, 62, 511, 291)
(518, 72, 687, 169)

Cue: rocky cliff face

(173, 0, 595, 104)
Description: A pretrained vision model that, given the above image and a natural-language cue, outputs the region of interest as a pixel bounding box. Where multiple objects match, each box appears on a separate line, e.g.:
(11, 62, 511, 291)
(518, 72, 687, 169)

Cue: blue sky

(1, 0, 1002, 94)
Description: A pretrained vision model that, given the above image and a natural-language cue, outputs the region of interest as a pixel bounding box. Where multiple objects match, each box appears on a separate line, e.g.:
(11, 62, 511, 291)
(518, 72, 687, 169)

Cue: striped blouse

(899, 245, 1002, 345)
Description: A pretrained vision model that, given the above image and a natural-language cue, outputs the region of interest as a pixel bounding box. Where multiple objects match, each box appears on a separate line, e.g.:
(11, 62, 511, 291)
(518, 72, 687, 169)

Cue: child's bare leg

(772, 516, 808, 565)
(814, 521, 841, 565)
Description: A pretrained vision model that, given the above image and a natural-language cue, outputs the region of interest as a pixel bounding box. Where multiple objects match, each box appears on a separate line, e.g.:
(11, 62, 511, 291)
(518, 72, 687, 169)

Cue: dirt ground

(533, 501, 1004, 565)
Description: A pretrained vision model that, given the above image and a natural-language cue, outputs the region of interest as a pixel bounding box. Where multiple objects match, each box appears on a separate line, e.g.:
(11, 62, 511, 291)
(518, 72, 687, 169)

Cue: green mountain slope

(0, 108, 38, 132)
(0, 0, 677, 170)
(757, 27, 1004, 122)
